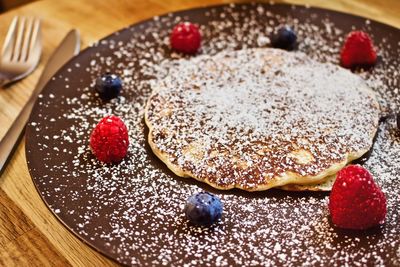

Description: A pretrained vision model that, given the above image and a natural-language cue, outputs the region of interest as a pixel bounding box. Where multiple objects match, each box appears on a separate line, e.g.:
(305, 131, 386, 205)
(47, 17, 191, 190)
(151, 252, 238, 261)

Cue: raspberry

(340, 31, 377, 68)
(329, 165, 387, 230)
(89, 115, 129, 163)
(170, 22, 201, 54)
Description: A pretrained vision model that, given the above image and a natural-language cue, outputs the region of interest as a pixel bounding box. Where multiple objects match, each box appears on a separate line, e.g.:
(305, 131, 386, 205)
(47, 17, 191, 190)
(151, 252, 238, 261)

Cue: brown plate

(26, 3, 400, 266)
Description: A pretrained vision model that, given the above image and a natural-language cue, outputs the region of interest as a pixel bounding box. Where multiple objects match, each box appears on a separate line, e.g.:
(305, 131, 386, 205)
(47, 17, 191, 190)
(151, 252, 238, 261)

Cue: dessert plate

(25, 3, 400, 266)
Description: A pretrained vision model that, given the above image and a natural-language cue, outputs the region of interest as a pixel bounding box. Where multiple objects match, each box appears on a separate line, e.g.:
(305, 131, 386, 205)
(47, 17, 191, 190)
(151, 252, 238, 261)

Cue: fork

(0, 16, 41, 88)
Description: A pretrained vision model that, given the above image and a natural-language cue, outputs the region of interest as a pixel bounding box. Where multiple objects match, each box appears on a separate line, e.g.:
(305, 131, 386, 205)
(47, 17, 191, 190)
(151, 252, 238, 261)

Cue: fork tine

(11, 16, 26, 61)
(1, 16, 18, 61)
(27, 18, 41, 59)
(19, 17, 34, 62)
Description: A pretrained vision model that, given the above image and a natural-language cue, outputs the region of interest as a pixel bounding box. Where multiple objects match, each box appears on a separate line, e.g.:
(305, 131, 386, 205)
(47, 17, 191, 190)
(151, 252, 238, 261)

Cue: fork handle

(0, 95, 35, 175)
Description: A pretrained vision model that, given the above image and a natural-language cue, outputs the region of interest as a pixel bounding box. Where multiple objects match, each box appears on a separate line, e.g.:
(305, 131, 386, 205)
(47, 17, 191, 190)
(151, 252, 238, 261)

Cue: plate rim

(24, 2, 400, 265)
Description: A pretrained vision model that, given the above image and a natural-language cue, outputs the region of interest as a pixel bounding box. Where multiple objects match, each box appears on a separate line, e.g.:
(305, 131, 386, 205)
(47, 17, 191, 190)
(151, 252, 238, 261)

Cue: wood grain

(0, 189, 70, 266)
(0, 189, 32, 247)
(0, 0, 399, 266)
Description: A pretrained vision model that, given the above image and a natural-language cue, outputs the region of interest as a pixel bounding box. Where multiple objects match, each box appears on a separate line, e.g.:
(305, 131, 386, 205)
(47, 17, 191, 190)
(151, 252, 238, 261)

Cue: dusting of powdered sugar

(26, 3, 400, 266)
(146, 48, 379, 190)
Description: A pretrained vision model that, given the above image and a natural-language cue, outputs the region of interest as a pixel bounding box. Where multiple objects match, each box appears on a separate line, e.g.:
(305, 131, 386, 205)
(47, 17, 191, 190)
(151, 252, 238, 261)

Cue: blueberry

(271, 26, 297, 50)
(184, 192, 223, 226)
(95, 73, 122, 100)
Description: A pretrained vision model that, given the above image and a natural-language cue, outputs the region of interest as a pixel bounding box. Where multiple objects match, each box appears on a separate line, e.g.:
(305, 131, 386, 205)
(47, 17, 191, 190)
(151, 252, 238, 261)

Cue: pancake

(144, 48, 380, 191)
(279, 174, 336, 191)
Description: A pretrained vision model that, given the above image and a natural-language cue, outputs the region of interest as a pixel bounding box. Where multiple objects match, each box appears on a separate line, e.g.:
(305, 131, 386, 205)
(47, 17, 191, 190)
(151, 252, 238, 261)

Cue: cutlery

(0, 29, 80, 175)
(0, 16, 42, 87)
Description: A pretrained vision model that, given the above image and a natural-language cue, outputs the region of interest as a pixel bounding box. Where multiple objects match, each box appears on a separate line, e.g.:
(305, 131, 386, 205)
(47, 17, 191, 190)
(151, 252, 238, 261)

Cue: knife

(0, 29, 80, 175)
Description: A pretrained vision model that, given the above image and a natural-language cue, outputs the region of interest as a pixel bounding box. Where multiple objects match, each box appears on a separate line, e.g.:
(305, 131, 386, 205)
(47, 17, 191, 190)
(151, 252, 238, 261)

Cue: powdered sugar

(25, 3, 400, 266)
(146, 48, 379, 190)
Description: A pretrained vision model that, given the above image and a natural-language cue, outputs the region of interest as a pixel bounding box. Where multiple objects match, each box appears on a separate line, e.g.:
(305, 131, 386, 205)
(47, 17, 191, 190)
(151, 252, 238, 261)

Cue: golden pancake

(145, 48, 379, 191)
(278, 174, 336, 191)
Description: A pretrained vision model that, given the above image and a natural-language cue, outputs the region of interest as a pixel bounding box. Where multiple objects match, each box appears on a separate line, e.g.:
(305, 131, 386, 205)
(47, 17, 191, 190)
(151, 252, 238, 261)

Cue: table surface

(0, 0, 399, 266)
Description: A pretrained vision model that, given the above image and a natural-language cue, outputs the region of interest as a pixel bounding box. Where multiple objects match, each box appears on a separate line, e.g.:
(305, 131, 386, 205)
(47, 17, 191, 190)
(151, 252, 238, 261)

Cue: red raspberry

(89, 115, 129, 163)
(329, 165, 387, 230)
(170, 22, 201, 54)
(340, 31, 377, 68)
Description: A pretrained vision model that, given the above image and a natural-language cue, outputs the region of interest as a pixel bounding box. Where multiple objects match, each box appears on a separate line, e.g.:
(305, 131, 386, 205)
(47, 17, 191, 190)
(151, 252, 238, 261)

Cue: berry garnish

(184, 192, 223, 226)
(340, 31, 377, 68)
(270, 26, 297, 51)
(329, 165, 387, 230)
(90, 115, 129, 163)
(95, 73, 122, 100)
(170, 22, 201, 54)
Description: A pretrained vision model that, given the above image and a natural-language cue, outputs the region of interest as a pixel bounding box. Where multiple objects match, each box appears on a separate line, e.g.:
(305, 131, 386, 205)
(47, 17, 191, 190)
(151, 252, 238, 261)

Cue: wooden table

(0, 0, 399, 265)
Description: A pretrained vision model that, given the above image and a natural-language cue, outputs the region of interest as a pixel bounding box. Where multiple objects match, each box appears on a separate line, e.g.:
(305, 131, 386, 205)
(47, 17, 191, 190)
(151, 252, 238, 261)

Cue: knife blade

(0, 29, 81, 175)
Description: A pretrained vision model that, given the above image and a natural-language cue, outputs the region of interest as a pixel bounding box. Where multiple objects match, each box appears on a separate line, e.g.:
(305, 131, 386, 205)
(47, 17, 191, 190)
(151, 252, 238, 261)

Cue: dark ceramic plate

(26, 3, 400, 266)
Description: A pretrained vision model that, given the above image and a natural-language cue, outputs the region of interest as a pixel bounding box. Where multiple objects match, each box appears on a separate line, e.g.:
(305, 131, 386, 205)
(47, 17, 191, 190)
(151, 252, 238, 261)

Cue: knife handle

(0, 95, 36, 175)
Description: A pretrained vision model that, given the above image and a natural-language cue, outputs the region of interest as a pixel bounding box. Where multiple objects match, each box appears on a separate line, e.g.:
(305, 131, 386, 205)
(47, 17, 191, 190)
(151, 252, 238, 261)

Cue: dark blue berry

(271, 26, 297, 50)
(95, 73, 122, 100)
(184, 192, 223, 226)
